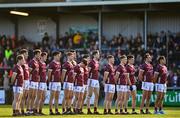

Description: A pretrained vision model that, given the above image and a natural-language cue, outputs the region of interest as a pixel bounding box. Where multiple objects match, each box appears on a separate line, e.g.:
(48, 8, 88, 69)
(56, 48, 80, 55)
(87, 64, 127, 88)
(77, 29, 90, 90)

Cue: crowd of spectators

(0, 30, 179, 88)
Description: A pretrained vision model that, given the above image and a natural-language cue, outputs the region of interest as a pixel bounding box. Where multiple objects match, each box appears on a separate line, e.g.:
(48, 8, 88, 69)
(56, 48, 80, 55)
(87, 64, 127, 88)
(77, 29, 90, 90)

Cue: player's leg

(115, 91, 120, 114)
(124, 90, 130, 114)
(119, 92, 126, 114)
(77, 92, 84, 114)
(145, 91, 152, 114)
(103, 92, 109, 114)
(108, 93, 114, 114)
(62, 89, 69, 113)
(33, 89, 41, 114)
(140, 90, 147, 114)
(154, 91, 161, 114)
(81, 89, 87, 111)
(21, 89, 28, 114)
(49, 90, 55, 115)
(73, 91, 79, 113)
(131, 89, 137, 114)
(16, 93, 21, 115)
(93, 87, 100, 114)
(54, 90, 60, 115)
(67, 90, 74, 113)
(27, 88, 33, 114)
(38, 89, 45, 115)
(62, 82, 67, 113)
(158, 92, 165, 114)
(12, 93, 18, 116)
(86, 86, 93, 114)
(32, 88, 39, 114)
(12, 88, 20, 116)
(18, 93, 23, 114)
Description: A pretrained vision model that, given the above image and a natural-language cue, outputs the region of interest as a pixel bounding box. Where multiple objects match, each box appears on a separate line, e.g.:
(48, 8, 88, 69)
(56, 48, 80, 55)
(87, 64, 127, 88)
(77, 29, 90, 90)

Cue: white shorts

(155, 83, 167, 93)
(63, 82, 74, 91)
(50, 82, 61, 92)
(116, 85, 129, 92)
(129, 85, 137, 91)
(104, 84, 115, 93)
(142, 82, 154, 91)
(29, 81, 39, 89)
(13, 86, 23, 94)
(84, 85, 88, 92)
(74, 86, 84, 93)
(23, 80, 30, 90)
(39, 82, 47, 91)
(88, 79, 99, 88)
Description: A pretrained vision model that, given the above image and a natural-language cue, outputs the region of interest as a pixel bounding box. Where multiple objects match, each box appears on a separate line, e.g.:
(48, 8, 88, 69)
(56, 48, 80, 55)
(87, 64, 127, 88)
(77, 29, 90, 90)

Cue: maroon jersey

(13, 64, 24, 87)
(63, 61, 74, 83)
(116, 64, 127, 85)
(139, 63, 154, 82)
(84, 66, 89, 85)
(126, 64, 136, 85)
(104, 64, 115, 84)
(74, 65, 84, 86)
(155, 64, 168, 84)
(29, 59, 40, 82)
(39, 61, 47, 82)
(89, 59, 99, 80)
(21, 62, 29, 80)
(49, 60, 61, 82)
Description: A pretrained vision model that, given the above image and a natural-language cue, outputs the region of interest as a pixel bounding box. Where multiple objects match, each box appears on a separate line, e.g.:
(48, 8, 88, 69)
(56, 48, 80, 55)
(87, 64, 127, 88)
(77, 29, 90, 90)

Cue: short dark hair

(107, 55, 114, 60)
(16, 55, 24, 62)
(19, 49, 28, 55)
(120, 55, 127, 60)
(82, 54, 90, 59)
(33, 49, 41, 55)
(41, 52, 47, 57)
(127, 55, 134, 60)
(69, 50, 76, 53)
(66, 52, 73, 56)
(92, 50, 99, 57)
(144, 53, 150, 60)
(53, 51, 61, 57)
(82, 59, 88, 66)
(158, 56, 165, 63)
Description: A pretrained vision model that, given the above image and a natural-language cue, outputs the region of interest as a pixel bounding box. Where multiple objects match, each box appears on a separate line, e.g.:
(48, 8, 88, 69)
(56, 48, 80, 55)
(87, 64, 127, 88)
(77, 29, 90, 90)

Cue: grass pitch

(0, 105, 180, 118)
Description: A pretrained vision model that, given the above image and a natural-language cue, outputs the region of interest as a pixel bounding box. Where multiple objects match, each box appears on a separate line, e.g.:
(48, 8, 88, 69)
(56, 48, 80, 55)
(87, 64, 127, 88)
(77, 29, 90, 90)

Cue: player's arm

(11, 72, 17, 84)
(29, 67, 33, 73)
(47, 69, 52, 82)
(73, 72, 77, 80)
(153, 71, 159, 83)
(114, 71, 120, 83)
(61, 69, 67, 83)
(125, 73, 132, 86)
(103, 71, 109, 84)
(88, 67, 92, 74)
(28, 62, 33, 80)
(138, 69, 144, 81)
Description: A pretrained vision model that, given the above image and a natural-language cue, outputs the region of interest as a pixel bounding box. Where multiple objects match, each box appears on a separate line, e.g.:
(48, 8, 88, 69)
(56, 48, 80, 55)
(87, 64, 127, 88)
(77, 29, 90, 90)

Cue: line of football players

(11, 49, 168, 116)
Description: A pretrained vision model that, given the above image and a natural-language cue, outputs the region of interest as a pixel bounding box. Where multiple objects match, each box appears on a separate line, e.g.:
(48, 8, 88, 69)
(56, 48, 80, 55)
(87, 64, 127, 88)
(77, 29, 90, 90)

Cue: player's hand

(101, 81, 105, 86)
(9, 83, 13, 88)
(129, 86, 133, 91)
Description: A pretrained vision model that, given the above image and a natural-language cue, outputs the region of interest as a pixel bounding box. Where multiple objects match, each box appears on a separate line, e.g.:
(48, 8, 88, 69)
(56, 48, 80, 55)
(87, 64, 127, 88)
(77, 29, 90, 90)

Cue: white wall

(0, 18, 14, 36)
(18, 16, 56, 42)
(148, 13, 180, 33)
(59, 14, 98, 36)
(102, 13, 143, 40)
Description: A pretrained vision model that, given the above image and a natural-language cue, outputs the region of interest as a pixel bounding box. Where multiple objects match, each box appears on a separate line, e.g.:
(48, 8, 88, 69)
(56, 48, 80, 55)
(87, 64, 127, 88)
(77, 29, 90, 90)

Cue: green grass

(0, 105, 180, 118)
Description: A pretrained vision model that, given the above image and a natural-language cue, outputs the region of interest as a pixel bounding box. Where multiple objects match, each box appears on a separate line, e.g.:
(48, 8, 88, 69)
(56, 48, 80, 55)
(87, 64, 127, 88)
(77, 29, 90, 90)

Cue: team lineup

(11, 49, 168, 116)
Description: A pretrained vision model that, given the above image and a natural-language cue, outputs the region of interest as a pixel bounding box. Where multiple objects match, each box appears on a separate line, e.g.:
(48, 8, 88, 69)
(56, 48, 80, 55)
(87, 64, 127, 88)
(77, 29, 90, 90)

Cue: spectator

(5, 46, 13, 60)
